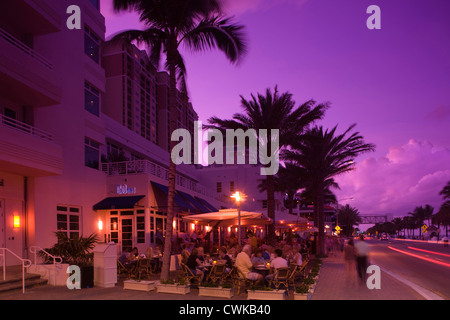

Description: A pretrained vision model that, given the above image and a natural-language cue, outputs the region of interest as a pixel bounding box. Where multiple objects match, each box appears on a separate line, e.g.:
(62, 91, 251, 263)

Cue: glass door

(121, 218, 133, 252)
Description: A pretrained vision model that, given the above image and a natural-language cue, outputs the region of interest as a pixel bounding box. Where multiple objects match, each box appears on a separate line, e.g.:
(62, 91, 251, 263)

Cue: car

(380, 234, 389, 241)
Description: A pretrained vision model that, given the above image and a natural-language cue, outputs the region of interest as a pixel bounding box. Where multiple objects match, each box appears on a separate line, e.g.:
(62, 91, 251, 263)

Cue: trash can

(93, 242, 117, 288)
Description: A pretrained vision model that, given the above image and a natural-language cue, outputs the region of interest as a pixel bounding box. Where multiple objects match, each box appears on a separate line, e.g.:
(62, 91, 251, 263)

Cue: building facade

(0, 0, 222, 265)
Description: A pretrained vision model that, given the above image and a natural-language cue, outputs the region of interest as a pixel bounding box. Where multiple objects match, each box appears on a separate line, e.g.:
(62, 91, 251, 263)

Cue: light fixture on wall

(13, 215, 20, 228)
(98, 220, 103, 232)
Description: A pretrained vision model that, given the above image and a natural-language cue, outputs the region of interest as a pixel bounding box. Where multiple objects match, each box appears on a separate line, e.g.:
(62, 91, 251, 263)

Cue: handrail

(0, 114, 54, 142)
(0, 27, 54, 70)
(30, 246, 62, 286)
(0, 248, 33, 294)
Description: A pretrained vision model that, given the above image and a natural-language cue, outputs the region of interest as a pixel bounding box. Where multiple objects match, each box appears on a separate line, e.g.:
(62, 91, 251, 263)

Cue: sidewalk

(311, 251, 425, 300)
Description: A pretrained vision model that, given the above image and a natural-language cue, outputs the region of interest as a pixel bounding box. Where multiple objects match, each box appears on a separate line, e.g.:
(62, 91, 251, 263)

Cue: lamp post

(231, 191, 246, 246)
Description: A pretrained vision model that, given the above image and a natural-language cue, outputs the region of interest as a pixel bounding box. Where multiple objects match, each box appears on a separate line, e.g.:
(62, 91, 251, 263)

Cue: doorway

(109, 215, 134, 253)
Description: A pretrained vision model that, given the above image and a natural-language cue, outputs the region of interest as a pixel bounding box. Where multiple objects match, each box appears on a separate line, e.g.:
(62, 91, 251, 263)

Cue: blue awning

(195, 197, 218, 212)
(177, 190, 210, 213)
(93, 195, 145, 210)
(151, 182, 196, 212)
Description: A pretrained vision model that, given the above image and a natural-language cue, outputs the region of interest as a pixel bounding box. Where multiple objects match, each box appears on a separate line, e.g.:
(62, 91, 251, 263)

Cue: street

(367, 239, 450, 300)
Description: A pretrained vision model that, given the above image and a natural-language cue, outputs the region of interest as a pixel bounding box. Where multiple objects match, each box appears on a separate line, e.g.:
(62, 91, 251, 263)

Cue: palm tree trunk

(161, 44, 178, 281)
(266, 174, 276, 246)
(316, 182, 325, 256)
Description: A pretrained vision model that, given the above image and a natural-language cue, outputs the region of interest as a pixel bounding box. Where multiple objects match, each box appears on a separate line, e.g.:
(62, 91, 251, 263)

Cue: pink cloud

(220, 0, 309, 15)
(335, 139, 450, 219)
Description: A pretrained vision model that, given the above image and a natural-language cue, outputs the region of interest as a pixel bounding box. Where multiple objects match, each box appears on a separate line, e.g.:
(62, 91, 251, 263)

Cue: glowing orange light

(13, 215, 20, 228)
(98, 220, 103, 231)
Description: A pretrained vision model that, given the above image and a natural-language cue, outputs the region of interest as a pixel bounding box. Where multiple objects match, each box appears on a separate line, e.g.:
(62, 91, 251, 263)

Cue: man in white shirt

(266, 249, 288, 282)
(235, 245, 263, 284)
(354, 235, 370, 283)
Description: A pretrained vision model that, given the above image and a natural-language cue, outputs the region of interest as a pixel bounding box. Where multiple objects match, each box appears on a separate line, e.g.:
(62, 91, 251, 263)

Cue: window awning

(151, 182, 196, 212)
(93, 195, 145, 211)
(195, 196, 218, 212)
(177, 190, 210, 213)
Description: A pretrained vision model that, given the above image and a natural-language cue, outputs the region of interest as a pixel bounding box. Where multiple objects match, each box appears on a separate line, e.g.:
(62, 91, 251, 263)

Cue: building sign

(116, 184, 136, 195)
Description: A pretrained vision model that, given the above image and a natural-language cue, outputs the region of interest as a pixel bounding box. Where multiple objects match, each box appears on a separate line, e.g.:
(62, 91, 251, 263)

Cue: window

(262, 200, 268, 209)
(85, 137, 100, 170)
(136, 215, 145, 244)
(57, 206, 80, 239)
(216, 182, 222, 193)
(230, 181, 235, 193)
(84, 26, 100, 63)
(85, 82, 100, 116)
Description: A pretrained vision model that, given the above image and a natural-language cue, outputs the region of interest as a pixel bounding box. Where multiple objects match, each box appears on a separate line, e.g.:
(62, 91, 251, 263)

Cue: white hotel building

(0, 0, 229, 266)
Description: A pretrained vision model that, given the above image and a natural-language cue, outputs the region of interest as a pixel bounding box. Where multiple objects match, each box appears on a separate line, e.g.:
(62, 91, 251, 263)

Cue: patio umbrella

(183, 209, 270, 227)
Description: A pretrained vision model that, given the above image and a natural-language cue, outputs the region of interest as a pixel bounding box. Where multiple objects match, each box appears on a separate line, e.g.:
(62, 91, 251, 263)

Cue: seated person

(235, 245, 263, 284)
(251, 248, 266, 267)
(181, 243, 191, 264)
(197, 246, 205, 262)
(292, 249, 303, 266)
(145, 246, 154, 259)
(118, 248, 137, 269)
(186, 247, 204, 281)
(218, 247, 233, 272)
(265, 249, 288, 281)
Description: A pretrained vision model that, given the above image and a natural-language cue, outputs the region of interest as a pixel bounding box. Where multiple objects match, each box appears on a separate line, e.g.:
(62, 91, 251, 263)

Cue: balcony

(0, 27, 62, 106)
(0, 114, 63, 176)
(101, 160, 218, 200)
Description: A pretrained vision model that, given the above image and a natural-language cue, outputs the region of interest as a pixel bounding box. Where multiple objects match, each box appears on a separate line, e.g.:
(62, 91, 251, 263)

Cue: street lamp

(231, 191, 247, 246)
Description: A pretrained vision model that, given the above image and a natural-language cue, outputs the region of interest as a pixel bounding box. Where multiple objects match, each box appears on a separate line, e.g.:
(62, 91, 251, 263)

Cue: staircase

(0, 266, 48, 293)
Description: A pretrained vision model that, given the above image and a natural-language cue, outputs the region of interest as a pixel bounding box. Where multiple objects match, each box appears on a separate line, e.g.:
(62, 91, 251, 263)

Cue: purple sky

(101, 0, 450, 222)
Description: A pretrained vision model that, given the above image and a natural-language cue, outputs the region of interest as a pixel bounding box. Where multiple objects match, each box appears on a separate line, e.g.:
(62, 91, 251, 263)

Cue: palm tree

(433, 201, 450, 238)
(391, 217, 404, 238)
(258, 163, 304, 216)
(113, 0, 247, 281)
(283, 124, 375, 256)
(409, 205, 434, 239)
(336, 204, 361, 237)
(207, 87, 327, 244)
(440, 181, 450, 201)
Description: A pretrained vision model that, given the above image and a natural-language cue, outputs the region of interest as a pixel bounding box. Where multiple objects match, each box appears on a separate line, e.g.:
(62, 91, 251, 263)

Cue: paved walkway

(311, 251, 425, 300)
(0, 252, 425, 300)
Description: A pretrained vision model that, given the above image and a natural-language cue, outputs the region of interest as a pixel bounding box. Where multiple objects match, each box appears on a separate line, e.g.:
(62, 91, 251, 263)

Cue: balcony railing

(0, 114, 54, 142)
(101, 160, 218, 200)
(0, 27, 54, 70)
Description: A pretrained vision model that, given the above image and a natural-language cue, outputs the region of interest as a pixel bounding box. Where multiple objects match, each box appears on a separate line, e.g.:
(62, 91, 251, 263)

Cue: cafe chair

(136, 258, 152, 280)
(117, 259, 134, 279)
(206, 263, 227, 284)
(180, 262, 202, 285)
(269, 267, 291, 292)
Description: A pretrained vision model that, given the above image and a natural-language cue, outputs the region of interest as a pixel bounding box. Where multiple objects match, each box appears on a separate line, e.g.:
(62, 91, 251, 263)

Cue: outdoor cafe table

(253, 265, 270, 277)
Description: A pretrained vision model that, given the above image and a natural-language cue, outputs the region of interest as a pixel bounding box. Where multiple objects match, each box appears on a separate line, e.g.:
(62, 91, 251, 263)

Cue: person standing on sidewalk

(354, 235, 370, 284)
(343, 238, 356, 285)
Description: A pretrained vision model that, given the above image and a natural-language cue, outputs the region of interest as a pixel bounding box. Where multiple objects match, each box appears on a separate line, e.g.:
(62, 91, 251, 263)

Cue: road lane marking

(377, 265, 445, 300)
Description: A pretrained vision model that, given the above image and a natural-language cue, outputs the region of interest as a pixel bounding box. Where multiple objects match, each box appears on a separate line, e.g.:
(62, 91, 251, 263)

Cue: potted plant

(247, 285, 285, 300)
(294, 283, 311, 300)
(303, 276, 316, 293)
(198, 282, 234, 299)
(157, 278, 191, 295)
(40, 232, 99, 288)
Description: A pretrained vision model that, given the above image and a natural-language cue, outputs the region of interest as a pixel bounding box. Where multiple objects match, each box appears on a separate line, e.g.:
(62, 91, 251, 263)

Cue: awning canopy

(195, 196, 218, 212)
(93, 195, 145, 211)
(183, 209, 311, 229)
(177, 190, 210, 213)
(151, 182, 196, 212)
(183, 209, 269, 227)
